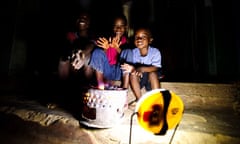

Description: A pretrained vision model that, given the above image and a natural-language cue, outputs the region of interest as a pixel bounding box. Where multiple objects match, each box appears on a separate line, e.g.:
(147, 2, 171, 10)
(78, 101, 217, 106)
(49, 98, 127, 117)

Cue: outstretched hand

(96, 36, 122, 52)
(96, 37, 109, 50)
(110, 36, 121, 50)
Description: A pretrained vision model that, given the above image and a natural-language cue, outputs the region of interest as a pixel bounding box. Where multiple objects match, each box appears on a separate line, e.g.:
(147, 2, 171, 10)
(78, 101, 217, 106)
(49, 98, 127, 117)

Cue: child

(89, 13, 129, 86)
(58, 10, 95, 81)
(120, 27, 162, 101)
(66, 11, 92, 44)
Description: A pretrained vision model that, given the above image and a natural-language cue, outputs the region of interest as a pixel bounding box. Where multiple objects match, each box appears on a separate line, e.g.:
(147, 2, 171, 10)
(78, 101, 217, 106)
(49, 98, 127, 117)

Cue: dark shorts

(140, 69, 162, 91)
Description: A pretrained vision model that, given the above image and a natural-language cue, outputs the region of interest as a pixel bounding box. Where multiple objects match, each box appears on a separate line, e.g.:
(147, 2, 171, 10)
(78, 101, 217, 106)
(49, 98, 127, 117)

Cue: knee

(129, 74, 139, 82)
(148, 71, 159, 79)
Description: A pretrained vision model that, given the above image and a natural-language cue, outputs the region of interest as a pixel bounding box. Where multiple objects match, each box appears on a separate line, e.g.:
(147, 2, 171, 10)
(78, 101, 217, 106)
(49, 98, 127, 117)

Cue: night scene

(0, 0, 240, 144)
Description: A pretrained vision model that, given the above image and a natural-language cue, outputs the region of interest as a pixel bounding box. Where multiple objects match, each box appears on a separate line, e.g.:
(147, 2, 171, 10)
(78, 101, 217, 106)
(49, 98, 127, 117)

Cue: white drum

(80, 88, 128, 128)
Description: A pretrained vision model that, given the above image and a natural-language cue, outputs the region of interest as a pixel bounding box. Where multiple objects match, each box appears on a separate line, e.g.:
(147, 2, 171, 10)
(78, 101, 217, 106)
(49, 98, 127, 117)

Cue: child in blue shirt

(120, 27, 162, 101)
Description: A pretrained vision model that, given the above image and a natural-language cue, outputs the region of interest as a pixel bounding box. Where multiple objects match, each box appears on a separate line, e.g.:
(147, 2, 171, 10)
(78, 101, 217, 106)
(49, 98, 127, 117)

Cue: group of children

(58, 10, 162, 103)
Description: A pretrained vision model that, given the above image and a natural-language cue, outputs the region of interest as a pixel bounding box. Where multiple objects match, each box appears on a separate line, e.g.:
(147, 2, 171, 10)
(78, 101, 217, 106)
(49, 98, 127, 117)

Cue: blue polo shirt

(120, 46, 161, 68)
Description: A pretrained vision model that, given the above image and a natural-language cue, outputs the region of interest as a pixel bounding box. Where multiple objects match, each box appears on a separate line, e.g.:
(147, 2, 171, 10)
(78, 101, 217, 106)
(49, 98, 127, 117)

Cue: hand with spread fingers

(110, 36, 122, 52)
(96, 37, 110, 50)
(71, 49, 86, 70)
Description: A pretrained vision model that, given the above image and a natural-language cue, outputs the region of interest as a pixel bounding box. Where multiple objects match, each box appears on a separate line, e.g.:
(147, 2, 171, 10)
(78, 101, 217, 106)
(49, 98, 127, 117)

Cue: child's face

(113, 18, 126, 38)
(134, 29, 152, 49)
(77, 13, 90, 31)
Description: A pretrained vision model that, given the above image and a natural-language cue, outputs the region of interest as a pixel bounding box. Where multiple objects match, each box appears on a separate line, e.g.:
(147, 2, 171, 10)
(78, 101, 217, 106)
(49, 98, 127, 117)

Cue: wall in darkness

(233, 0, 240, 80)
(1, 0, 239, 82)
(130, 0, 238, 82)
(1, 1, 18, 76)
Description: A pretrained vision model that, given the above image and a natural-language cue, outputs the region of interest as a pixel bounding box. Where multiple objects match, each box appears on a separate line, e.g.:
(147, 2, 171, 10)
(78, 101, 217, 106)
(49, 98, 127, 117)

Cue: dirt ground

(0, 81, 240, 144)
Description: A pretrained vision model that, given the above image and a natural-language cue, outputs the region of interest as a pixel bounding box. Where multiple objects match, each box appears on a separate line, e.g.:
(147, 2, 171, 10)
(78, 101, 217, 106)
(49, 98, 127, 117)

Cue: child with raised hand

(120, 27, 162, 101)
(89, 13, 129, 86)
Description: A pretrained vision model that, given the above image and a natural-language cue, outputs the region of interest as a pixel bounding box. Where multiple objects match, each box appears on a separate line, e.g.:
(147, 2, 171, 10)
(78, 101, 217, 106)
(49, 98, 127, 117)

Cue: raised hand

(110, 36, 121, 52)
(96, 37, 109, 50)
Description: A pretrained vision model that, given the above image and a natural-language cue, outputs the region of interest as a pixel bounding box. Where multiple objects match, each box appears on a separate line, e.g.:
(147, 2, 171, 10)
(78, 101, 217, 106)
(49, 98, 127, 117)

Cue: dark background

(1, 0, 239, 83)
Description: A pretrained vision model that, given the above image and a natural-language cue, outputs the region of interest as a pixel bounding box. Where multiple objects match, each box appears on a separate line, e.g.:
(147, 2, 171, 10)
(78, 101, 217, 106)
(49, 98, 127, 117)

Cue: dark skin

(76, 12, 90, 38)
(121, 28, 160, 100)
(59, 12, 94, 80)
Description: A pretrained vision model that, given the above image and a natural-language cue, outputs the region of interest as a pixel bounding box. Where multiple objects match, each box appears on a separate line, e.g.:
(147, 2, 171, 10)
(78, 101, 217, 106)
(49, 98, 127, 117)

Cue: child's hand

(121, 63, 134, 73)
(131, 71, 143, 78)
(96, 37, 109, 50)
(110, 36, 121, 50)
(71, 50, 85, 70)
(121, 63, 143, 77)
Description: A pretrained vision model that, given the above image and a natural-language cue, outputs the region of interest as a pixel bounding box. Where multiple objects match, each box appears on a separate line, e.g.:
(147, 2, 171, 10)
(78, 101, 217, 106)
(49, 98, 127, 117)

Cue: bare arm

(136, 66, 159, 73)
(121, 63, 159, 77)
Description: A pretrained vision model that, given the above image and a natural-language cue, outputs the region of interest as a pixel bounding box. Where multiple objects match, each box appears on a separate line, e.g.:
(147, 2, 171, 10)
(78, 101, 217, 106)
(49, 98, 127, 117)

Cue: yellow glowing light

(135, 89, 184, 134)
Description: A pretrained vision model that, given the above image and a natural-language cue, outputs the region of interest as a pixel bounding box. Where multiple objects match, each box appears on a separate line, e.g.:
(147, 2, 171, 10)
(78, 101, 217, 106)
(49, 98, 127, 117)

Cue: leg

(82, 65, 97, 86)
(129, 74, 141, 100)
(96, 71, 105, 86)
(148, 72, 160, 89)
(84, 65, 94, 80)
(122, 73, 130, 89)
(88, 48, 108, 86)
(58, 60, 70, 80)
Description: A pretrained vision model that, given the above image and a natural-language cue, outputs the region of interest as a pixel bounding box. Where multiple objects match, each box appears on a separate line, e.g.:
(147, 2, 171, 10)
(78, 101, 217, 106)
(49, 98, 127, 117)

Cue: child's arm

(121, 63, 159, 77)
(135, 65, 159, 73)
(121, 63, 142, 77)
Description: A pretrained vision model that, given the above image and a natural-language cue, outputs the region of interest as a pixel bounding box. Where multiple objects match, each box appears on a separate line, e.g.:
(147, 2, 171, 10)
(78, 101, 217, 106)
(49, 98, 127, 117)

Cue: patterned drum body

(80, 88, 128, 128)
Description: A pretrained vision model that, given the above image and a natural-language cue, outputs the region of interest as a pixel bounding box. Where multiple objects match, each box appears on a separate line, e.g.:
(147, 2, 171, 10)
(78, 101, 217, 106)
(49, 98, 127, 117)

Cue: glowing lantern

(135, 89, 184, 135)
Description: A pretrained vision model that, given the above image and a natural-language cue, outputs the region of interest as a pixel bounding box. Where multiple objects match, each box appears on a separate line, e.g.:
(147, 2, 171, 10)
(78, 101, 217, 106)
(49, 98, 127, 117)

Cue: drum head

(135, 89, 184, 134)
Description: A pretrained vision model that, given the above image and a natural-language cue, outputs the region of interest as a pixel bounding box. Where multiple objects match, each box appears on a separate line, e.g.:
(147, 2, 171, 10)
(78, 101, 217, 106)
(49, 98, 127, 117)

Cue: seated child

(120, 27, 162, 101)
(89, 13, 130, 86)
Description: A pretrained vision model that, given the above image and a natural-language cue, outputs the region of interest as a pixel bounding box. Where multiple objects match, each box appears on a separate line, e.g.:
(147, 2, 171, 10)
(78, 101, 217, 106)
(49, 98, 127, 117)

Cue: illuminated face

(134, 29, 151, 49)
(113, 18, 126, 38)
